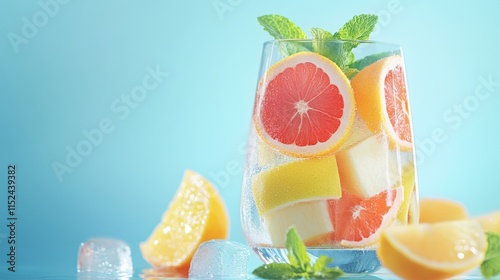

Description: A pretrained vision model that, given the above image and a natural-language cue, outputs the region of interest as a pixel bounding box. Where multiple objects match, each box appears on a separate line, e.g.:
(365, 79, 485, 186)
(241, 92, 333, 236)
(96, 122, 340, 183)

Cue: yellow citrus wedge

(254, 52, 355, 157)
(377, 220, 487, 280)
(252, 155, 341, 215)
(419, 198, 469, 223)
(351, 55, 413, 151)
(252, 155, 341, 247)
(475, 210, 500, 234)
(140, 170, 229, 274)
(396, 161, 418, 224)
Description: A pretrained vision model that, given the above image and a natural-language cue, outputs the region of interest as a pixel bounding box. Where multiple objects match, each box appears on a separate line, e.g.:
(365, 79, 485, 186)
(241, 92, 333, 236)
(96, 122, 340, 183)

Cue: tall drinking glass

(241, 39, 418, 274)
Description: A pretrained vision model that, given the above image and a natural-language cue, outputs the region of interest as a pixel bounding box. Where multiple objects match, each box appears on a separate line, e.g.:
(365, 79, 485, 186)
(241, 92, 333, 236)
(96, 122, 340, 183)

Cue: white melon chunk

(263, 200, 334, 247)
(336, 135, 402, 198)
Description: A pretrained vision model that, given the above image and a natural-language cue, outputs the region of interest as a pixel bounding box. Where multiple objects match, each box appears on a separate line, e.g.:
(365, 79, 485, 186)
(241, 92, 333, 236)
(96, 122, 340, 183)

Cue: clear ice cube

(188, 240, 250, 279)
(77, 238, 133, 279)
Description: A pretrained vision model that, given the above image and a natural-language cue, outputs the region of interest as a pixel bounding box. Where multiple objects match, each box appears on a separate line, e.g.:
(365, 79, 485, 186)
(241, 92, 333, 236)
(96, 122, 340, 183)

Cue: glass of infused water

(240, 39, 418, 274)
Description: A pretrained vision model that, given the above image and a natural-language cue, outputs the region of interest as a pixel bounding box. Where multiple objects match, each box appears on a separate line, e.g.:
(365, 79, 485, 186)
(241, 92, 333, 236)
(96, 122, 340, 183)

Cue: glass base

(254, 247, 381, 275)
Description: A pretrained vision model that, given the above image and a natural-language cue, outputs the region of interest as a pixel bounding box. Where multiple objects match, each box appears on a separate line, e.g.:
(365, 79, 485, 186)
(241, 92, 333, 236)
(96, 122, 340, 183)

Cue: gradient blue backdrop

(1, 0, 499, 276)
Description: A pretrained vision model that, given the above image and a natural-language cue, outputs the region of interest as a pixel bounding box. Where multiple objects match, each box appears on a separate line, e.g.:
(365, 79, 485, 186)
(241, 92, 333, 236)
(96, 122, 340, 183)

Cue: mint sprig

(257, 15, 307, 40)
(257, 14, 380, 78)
(481, 232, 500, 279)
(333, 14, 378, 50)
(252, 227, 343, 280)
(330, 14, 378, 73)
(257, 15, 311, 56)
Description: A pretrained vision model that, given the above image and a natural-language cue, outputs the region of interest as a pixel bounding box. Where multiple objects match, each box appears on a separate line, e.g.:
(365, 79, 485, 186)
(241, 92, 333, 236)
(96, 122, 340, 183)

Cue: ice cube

(188, 240, 250, 279)
(77, 238, 133, 279)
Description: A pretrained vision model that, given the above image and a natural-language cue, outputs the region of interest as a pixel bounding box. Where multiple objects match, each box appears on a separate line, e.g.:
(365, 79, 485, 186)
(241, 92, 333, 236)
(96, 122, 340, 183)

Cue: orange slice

(327, 187, 403, 247)
(140, 170, 229, 274)
(419, 198, 469, 223)
(254, 52, 355, 157)
(351, 55, 413, 150)
(475, 210, 500, 233)
(377, 220, 487, 280)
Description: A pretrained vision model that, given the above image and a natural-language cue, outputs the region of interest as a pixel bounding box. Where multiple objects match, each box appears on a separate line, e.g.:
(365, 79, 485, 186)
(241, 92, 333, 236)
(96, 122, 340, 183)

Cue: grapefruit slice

(351, 55, 413, 150)
(377, 220, 487, 280)
(327, 187, 403, 247)
(254, 52, 355, 157)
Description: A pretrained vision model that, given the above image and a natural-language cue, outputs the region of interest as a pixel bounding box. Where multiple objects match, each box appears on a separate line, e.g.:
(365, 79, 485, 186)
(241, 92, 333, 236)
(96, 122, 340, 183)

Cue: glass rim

(263, 38, 402, 48)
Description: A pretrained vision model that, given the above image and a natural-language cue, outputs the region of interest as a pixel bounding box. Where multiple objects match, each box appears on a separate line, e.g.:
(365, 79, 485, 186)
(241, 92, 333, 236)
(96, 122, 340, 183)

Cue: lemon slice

(252, 155, 341, 215)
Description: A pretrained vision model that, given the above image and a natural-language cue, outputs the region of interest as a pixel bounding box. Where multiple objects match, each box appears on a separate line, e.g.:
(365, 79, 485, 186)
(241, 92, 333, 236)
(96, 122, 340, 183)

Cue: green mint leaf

(310, 27, 346, 69)
(312, 255, 332, 272)
(257, 15, 310, 56)
(310, 27, 344, 67)
(252, 263, 302, 279)
(332, 14, 379, 68)
(310, 28, 334, 40)
(257, 15, 307, 40)
(310, 28, 354, 73)
(286, 227, 311, 272)
(310, 27, 334, 56)
(350, 51, 395, 72)
(314, 14, 380, 68)
(311, 255, 343, 279)
(251, 226, 345, 279)
(481, 232, 500, 279)
(343, 67, 359, 79)
(335, 14, 378, 47)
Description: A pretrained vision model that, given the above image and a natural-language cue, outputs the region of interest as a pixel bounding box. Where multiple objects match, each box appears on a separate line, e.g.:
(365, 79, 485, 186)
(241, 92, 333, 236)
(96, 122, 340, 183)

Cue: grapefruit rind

(254, 51, 355, 157)
(351, 55, 413, 151)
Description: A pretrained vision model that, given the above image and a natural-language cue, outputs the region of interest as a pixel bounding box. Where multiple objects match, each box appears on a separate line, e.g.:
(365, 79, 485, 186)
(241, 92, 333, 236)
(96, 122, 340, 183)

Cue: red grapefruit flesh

(254, 52, 355, 157)
(327, 187, 403, 247)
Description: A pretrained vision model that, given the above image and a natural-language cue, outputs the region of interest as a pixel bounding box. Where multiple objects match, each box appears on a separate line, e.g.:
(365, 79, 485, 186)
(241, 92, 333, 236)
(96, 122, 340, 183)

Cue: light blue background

(1, 0, 499, 276)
